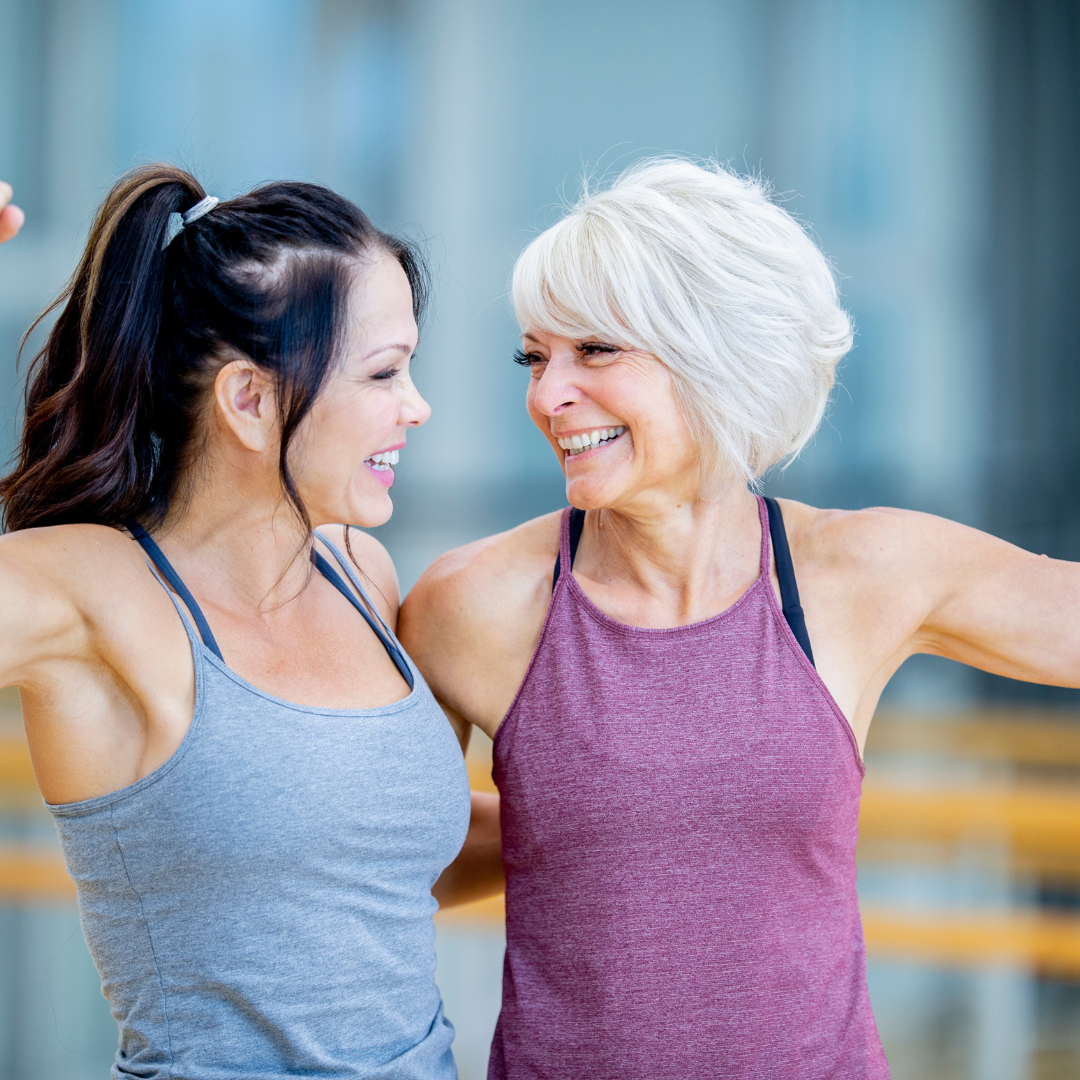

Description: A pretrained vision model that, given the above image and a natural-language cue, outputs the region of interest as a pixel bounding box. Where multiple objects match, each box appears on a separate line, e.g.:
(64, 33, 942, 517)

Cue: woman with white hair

(400, 158, 1080, 1079)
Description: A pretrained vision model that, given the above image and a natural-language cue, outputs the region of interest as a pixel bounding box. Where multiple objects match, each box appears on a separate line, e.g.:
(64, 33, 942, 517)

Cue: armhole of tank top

(46, 564, 208, 815)
(757, 497, 865, 775)
(493, 509, 574, 759)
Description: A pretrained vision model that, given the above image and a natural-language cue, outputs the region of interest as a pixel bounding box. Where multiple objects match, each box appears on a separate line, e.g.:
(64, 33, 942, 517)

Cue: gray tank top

(47, 530, 470, 1080)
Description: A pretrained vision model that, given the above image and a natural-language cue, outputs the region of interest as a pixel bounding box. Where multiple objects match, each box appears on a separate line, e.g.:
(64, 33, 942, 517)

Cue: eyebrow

(361, 343, 416, 361)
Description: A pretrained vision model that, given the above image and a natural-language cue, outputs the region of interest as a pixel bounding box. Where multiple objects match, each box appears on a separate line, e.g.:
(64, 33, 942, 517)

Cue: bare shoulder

(399, 510, 563, 730)
(0, 523, 158, 684)
(779, 499, 989, 572)
(0, 521, 144, 601)
(777, 499, 1030, 619)
(403, 510, 562, 637)
(317, 524, 400, 625)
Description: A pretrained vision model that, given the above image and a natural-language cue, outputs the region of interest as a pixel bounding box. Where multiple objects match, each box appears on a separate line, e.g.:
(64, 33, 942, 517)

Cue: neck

(156, 452, 314, 613)
(580, 482, 763, 609)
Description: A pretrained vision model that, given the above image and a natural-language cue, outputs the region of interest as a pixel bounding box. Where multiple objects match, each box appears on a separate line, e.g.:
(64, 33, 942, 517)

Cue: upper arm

(0, 530, 85, 687)
(398, 545, 507, 725)
(914, 516, 1080, 686)
(398, 515, 560, 736)
(808, 505, 1080, 689)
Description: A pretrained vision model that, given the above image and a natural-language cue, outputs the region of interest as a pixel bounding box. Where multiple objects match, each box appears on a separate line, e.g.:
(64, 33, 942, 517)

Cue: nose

(529, 357, 582, 417)
(400, 375, 431, 428)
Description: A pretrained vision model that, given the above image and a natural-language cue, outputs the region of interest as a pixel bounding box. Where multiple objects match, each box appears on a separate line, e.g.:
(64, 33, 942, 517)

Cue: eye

(371, 366, 401, 381)
(513, 348, 545, 367)
(578, 341, 620, 358)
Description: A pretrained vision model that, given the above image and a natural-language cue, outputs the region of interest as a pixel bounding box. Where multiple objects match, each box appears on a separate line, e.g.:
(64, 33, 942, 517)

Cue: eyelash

(372, 366, 400, 381)
(512, 343, 619, 366)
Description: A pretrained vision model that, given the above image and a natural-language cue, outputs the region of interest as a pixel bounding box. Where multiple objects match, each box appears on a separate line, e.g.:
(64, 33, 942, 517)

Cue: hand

(0, 182, 25, 243)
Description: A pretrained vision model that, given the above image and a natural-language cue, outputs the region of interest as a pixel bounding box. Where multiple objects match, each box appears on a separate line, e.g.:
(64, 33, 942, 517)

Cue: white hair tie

(162, 196, 220, 250)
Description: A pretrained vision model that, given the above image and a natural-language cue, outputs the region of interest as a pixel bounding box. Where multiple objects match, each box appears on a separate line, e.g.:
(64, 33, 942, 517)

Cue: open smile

(364, 445, 403, 488)
(557, 426, 626, 458)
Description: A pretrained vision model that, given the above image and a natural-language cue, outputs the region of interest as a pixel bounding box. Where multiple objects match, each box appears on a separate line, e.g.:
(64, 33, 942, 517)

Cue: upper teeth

(367, 450, 399, 467)
(557, 427, 625, 454)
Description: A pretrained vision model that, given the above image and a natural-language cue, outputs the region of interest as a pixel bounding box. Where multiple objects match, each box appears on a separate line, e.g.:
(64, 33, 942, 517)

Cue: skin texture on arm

(399, 513, 563, 742)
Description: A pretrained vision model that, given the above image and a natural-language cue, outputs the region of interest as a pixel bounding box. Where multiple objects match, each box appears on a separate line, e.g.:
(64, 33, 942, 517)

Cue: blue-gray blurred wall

(0, 0, 1077, 705)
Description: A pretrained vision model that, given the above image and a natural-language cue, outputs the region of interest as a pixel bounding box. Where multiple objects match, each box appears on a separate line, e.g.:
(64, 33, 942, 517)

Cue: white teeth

(367, 449, 400, 468)
(556, 427, 627, 455)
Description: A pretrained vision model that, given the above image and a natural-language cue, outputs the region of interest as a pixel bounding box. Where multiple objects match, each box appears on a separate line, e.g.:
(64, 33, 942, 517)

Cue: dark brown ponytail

(0, 164, 427, 533)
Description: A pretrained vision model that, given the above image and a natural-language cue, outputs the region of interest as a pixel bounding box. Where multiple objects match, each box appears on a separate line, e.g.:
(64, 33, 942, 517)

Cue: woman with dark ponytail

(0, 164, 492, 1079)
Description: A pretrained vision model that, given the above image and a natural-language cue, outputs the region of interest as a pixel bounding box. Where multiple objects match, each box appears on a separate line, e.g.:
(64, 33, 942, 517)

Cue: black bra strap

(310, 550, 413, 686)
(552, 508, 587, 592)
(126, 521, 225, 661)
(763, 497, 815, 666)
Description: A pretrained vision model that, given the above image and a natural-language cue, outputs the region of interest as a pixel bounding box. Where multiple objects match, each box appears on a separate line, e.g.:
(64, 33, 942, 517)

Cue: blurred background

(1, 0, 1079, 1077)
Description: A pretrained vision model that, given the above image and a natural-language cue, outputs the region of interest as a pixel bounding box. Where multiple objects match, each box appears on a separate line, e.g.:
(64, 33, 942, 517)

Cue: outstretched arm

(913, 513, 1080, 686)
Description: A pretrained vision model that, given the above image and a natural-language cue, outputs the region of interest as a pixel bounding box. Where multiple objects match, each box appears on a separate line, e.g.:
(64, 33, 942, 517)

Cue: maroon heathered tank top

(489, 497, 889, 1079)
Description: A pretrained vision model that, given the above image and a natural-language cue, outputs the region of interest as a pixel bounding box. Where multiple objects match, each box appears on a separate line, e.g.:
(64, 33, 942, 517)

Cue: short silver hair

(511, 157, 853, 489)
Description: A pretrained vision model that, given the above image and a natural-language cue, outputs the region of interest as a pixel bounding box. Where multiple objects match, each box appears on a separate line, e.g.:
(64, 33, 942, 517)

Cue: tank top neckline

(174, 536, 418, 713)
(494, 497, 864, 773)
(47, 534, 421, 817)
(555, 496, 771, 638)
(134, 525, 419, 716)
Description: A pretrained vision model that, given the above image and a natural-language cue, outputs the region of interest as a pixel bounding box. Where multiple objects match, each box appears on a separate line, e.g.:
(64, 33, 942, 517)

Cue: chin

(334, 490, 394, 529)
(564, 476, 619, 511)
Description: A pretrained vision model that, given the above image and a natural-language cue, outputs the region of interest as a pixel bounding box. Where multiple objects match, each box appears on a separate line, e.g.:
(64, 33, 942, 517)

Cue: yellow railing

(3, 693, 1079, 975)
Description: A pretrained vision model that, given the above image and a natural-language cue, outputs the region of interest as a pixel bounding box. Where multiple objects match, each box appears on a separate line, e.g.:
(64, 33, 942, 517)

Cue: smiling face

(520, 330, 700, 512)
(290, 256, 429, 528)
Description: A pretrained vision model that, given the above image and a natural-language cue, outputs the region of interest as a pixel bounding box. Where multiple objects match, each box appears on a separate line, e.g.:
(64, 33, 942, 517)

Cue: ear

(214, 360, 277, 452)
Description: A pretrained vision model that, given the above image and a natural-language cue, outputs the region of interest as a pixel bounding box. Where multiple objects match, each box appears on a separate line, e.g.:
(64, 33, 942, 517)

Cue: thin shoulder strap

(552, 508, 587, 592)
(126, 521, 224, 661)
(762, 497, 815, 666)
(310, 536, 412, 686)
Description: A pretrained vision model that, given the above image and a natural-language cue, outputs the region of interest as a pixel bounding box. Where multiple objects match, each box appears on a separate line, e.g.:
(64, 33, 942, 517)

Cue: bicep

(917, 524, 1080, 686)
(0, 544, 81, 686)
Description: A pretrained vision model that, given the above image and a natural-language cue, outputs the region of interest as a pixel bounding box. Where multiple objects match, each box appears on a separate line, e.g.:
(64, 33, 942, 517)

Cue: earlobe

(214, 360, 274, 452)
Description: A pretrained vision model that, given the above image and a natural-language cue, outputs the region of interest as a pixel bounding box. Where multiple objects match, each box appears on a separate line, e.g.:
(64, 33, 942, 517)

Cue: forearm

(432, 791, 504, 908)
